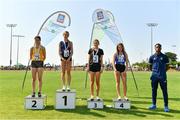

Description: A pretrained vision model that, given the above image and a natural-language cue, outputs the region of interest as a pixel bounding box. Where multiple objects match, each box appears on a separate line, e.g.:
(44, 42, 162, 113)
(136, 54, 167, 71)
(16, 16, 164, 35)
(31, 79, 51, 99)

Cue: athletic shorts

(31, 61, 44, 68)
(89, 64, 101, 72)
(61, 57, 72, 61)
(115, 64, 125, 73)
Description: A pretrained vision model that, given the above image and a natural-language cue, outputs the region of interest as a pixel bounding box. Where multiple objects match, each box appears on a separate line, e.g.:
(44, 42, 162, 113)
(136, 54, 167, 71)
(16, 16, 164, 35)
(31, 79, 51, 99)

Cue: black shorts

(89, 64, 101, 72)
(61, 57, 72, 61)
(115, 64, 125, 73)
(31, 61, 44, 68)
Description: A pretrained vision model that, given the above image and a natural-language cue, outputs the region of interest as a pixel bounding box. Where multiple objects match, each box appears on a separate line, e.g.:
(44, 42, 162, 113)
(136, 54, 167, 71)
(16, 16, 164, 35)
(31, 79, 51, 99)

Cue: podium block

(55, 89, 76, 109)
(87, 99, 104, 109)
(24, 95, 47, 109)
(113, 99, 131, 109)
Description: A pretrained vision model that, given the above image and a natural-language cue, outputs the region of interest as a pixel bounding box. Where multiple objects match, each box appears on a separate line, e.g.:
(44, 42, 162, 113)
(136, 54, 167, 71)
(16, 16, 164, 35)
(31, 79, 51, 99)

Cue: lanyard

(64, 41, 69, 50)
(34, 46, 41, 54)
(93, 48, 99, 55)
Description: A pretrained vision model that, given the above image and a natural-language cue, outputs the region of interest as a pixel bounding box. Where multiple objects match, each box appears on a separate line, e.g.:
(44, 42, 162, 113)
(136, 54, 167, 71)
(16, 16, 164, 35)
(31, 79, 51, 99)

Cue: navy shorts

(89, 64, 101, 72)
(115, 64, 125, 73)
(31, 61, 44, 68)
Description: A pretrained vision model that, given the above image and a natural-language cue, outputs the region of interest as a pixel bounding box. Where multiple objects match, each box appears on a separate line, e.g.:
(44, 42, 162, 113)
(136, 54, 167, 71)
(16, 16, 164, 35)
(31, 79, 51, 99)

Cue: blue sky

(0, 0, 179, 66)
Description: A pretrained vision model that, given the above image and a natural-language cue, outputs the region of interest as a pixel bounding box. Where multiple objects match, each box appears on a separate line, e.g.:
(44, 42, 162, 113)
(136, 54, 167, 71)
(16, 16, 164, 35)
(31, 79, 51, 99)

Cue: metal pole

(10, 27, 12, 67)
(12, 35, 24, 69)
(6, 24, 17, 67)
(146, 23, 158, 55)
(17, 37, 19, 68)
(151, 26, 153, 55)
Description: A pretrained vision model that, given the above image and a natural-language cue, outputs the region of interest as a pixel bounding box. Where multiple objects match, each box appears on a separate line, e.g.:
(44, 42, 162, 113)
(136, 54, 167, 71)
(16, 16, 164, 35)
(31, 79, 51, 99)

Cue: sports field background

(0, 71, 180, 119)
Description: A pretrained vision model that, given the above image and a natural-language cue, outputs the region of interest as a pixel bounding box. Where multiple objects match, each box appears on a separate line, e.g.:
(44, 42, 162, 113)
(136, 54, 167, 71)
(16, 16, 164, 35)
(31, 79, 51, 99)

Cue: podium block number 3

(62, 96, 67, 106)
(32, 100, 37, 108)
(94, 103, 97, 108)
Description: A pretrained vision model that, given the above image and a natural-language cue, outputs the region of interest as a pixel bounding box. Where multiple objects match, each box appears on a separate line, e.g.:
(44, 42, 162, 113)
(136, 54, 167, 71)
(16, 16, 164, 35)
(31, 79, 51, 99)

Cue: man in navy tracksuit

(149, 43, 169, 112)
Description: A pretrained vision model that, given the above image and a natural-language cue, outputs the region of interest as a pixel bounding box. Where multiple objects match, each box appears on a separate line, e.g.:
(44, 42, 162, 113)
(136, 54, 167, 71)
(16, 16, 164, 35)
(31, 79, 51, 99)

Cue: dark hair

(34, 36, 41, 41)
(116, 43, 125, 54)
(63, 31, 69, 37)
(155, 43, 161, 48)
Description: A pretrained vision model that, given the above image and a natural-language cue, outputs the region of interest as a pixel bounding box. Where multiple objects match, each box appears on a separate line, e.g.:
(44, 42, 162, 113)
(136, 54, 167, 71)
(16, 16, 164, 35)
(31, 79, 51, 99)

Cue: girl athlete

(59, 31, 73, 91)
(30, 36, 46, 97)
(87, 39, 104, 101)
(112, 43, 129, 101)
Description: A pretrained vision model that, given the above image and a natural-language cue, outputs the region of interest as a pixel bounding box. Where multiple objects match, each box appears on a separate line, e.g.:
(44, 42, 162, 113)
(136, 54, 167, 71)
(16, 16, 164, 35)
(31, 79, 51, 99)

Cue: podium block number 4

(119, 103, 124, 108)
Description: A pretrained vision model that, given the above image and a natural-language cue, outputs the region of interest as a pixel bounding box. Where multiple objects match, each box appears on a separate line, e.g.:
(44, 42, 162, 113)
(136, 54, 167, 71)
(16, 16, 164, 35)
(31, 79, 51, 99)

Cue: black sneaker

(38, 92, 42, 97)
(32, 92, 35, 97)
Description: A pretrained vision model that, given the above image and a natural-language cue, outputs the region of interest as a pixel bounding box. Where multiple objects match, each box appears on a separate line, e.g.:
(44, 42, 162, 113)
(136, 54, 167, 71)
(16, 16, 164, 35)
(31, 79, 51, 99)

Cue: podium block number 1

(55, 89, 76, 109)
(62, 96, 67, 106)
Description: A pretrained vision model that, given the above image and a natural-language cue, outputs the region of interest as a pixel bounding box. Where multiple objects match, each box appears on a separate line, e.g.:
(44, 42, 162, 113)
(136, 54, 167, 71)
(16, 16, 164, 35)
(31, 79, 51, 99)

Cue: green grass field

(0, 70, 180, 120)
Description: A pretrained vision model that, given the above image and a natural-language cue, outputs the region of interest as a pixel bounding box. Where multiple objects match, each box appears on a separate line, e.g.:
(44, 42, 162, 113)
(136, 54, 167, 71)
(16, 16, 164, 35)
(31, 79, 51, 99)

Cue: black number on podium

(62, 96, 67, 106)
(32, 100, 37, 108)
(120, 103, 124, 108)
(94, 103, 97, 108)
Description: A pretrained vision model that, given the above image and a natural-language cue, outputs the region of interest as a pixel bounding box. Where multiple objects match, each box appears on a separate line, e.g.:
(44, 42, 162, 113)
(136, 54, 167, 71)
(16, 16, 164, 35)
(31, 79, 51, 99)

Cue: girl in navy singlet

(112, 43, 129, 101)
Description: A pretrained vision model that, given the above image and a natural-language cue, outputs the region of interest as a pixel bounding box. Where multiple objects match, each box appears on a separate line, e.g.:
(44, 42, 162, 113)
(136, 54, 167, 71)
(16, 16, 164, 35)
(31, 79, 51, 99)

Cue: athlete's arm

(67, 42, 73, 61)
(165, 55, 170, 71)
(58, 42, 65, 61)
(30, 47, 33, 60)
(112, 53, 117, 71)
(43, 47, 46, 61)
(100, 54, 104, 73)
(87, 54, 91, 71)
(149, 56, 153, 71)
(125, 52, 129, 70)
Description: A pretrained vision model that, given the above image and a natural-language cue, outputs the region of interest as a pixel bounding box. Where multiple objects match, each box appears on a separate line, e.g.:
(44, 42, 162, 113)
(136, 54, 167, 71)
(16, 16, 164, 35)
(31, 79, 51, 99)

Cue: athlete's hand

(61, 58, 66, 61)
(100, 67, 104, 73)
(67, 58, 70, 61)
(125, 66, 128, 71)
(86, 66, 89, 72)
(114, 68, 117, 72)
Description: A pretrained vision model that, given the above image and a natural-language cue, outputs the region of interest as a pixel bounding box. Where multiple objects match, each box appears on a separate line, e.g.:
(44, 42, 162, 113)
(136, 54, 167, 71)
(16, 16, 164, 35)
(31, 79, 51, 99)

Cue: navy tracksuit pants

(151, 79, 168, 107)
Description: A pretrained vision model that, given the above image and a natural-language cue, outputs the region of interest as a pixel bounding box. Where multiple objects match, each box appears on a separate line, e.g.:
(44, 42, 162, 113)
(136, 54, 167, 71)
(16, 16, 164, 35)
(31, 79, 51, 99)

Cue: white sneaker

(62, 86, 66, 91)
(124, 96, 129, 101)
(67, 86, 71, 91)
(96, 96, 101, 101)
(117, 96, 122, 101)
(89, 95, 94, 101)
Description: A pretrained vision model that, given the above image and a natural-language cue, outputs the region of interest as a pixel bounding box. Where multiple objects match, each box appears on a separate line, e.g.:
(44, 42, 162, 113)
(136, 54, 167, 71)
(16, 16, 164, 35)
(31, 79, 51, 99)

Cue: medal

(63, 41, 70, 57)
(93, 49, 99, 63)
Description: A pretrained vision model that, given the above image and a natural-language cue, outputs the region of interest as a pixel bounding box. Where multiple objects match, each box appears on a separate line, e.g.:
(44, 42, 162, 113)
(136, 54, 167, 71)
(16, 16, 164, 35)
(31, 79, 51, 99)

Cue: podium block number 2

(32, 100, 37, 108)
(119, 103, 124, 108)
(62, 96, 67, 106)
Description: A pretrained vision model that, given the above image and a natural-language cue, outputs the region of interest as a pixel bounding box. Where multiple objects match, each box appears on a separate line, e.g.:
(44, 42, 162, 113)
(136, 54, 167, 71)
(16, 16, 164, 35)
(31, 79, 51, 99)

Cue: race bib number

(118, 56, 124, 63)
(34, 53, 40, 60)
(93, 55, 99, 63)
(64, 50, 69, 57)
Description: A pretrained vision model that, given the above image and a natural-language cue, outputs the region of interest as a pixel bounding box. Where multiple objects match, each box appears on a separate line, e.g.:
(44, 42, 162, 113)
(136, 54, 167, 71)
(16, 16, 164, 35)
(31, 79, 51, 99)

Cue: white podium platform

(24, 95, 47, 109)
(55, 89, 76, 109)
(87, 99, 104, 109)
(113, 99, 131, 109)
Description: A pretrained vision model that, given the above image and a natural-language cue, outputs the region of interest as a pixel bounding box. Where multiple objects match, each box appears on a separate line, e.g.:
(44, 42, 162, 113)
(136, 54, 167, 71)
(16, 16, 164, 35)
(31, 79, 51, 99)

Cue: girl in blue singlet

(112, 43, 129, 101)
(59, 31, 73, 91)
